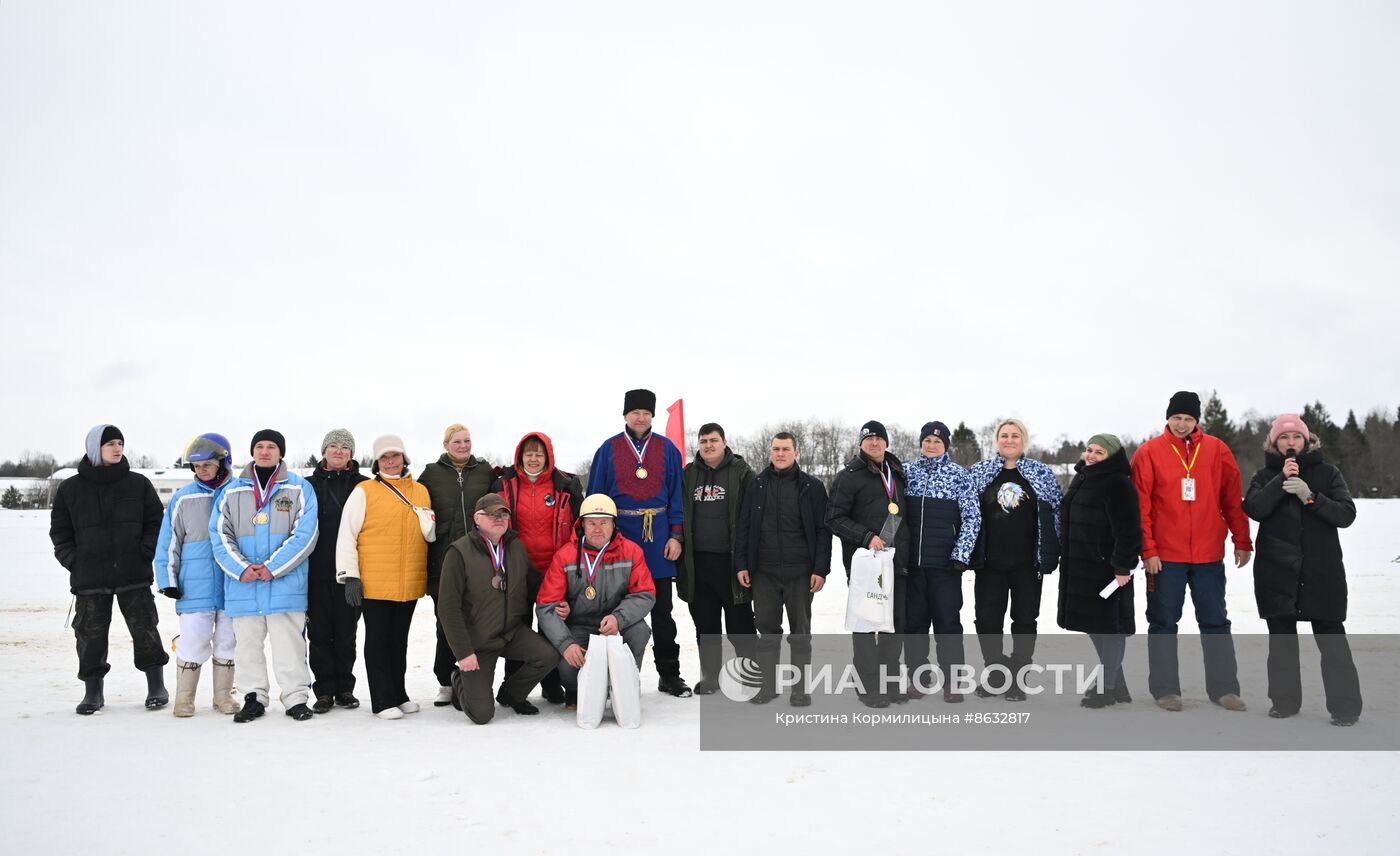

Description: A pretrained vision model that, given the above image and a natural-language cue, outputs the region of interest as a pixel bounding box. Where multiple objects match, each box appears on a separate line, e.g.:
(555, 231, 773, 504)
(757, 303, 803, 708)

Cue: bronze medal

(635, 466, 648, 480)
(585, 585, 597, 600)
(253, 511, 269, 525)
(491, 574, 505, 591)
(887, 502, 898, 515)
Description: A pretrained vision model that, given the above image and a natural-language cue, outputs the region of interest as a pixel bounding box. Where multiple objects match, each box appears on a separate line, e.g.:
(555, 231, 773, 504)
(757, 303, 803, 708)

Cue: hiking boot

(905, 686, 928, 701)
(312, 695, 335, 715)
(693, 678, 720, 696)
(858, 693, 890, 709)
(1081, 689, 1116, 709)
(1004, 684, 1027, 702)
(1269, 706, 1297, 719)
(1111, 684, 1132, 704)
(285, 703, 313, 721)
(1331, 716, 1359, 727)
(334, 692, 360, 709)
(173, 660, 201, 718)
(233, 693, 265, 723)
(76, 678, 104, 716)
(211, 659, 238, 714)
(943, 687, 965, 704)
(1155, 694, 1184, 712)
(496, 690, 540, 715)
(540, 680, 567, 705)
(434, 686, 454, 707)
(1215, 693, 1247, 712)
(658, 675, 693, 698)
(789, 691, 812, 707)
(749, 688, 777, 705)
(144, 665, 169, 710)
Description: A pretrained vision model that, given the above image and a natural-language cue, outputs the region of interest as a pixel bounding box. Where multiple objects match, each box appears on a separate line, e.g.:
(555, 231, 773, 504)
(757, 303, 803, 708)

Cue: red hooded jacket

(493, 432, 584, 576)
(1131, 426, 1253, 564)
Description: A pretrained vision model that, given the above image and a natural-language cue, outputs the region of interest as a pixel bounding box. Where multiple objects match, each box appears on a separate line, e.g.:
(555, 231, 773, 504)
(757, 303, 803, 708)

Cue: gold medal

(635, 466, 648, 480)
(887, 502, 899, 515)
(253, 511, 269, 525)
(585, 585, 597, 600)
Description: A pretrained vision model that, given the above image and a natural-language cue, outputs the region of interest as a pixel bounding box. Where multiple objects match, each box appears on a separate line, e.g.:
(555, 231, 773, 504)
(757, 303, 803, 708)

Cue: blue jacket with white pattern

(902, 453, 980, 568)
(968, 455, 1062, 574)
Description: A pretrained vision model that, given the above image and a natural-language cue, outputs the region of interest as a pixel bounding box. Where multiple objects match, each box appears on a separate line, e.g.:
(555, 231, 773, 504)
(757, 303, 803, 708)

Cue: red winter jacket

(1131, 427, 1253, 564)
(493, 432, 584, 575)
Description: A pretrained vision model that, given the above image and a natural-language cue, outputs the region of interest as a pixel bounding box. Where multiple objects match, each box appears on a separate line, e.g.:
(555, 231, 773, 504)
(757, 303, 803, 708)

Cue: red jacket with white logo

(1131, 427, 1253, 564)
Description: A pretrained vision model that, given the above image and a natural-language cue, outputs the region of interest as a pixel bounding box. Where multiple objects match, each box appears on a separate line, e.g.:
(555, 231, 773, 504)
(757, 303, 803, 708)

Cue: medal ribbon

(1169, 441, 1201, 477)
(252, 463, 281, 513)
(626, 432, 651, 468)
(581, 543, 605, 587)
(486, 538, 506, 574)
(377, 477, 416, 509)
(879, 462, 896, 502)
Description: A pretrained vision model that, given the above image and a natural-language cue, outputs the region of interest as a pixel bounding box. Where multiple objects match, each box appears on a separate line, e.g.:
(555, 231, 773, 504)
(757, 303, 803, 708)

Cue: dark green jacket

(419, 454, 494, 587)
(678, 450, 753, 604)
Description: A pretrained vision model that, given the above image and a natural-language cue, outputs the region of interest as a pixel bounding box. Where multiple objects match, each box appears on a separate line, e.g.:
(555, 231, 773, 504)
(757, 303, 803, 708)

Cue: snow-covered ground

(2, 504, 1397, 854)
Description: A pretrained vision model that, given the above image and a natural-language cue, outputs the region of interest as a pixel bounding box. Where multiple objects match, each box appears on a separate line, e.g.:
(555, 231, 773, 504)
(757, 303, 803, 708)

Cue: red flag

(665, 399, 686, 461)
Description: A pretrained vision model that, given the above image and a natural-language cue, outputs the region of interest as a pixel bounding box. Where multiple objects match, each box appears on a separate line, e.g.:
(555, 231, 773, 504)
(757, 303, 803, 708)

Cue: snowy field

(2, 504, 1397, 854)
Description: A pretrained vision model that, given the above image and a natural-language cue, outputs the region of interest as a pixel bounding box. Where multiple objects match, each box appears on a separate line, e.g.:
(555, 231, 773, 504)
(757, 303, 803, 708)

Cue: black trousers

(503, 571, 563, 696)
(73, 588, 169, 681)
(689, 551, 756, 681)
(905, 564, 967, 681)
(307, 579, 360, 698)
(973, 564, 1042, 668)
(652, 577, 682, 678)
(427, 586, 457, 688)
(361, 599, 416, 714)
(851, 573, 906, 699)
(451, 630, 560, 725)
(1265, 617, 1362, 719)
(752, 572, 812, 692)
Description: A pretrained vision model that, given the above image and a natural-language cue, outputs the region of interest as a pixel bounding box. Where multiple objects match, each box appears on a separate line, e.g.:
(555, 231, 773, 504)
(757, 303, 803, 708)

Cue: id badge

(1181, 478, 1197, 502)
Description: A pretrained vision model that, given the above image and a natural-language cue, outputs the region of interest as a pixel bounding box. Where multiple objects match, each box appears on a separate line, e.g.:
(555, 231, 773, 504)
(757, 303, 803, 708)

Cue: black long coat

(1056, 450, 1141, 635)
(50, 457, 164, 595)
(1243, 449, 1356, 622)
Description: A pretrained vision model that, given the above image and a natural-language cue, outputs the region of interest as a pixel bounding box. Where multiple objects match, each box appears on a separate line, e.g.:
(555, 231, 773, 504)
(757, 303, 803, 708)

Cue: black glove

(948, 560, 967, 574)
(161, 587, 182, 600)
(344, 578, 363, 607)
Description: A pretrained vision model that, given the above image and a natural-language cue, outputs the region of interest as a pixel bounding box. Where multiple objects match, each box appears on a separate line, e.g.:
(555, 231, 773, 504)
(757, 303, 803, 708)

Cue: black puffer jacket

(826, 450, 910, 574)
(50, 457, 164, 595)
(1056, 451, 1141, 635)
(1243, 448, 1356, 621)
(305, 461, 368, 582)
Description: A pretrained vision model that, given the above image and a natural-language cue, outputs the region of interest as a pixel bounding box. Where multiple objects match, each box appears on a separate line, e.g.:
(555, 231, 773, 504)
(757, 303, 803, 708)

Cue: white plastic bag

(605, 634, 642, 729)
(576, 634, 610, 729)
(844, 547, 896, 633)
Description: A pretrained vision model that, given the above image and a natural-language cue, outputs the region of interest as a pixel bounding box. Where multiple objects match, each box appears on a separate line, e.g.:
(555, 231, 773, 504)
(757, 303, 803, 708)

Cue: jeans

(1145, 561, 1239, 700)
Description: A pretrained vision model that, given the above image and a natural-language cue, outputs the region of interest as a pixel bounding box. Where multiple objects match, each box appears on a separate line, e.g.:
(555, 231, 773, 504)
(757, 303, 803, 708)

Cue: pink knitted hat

(1269, 413, 1310, 445)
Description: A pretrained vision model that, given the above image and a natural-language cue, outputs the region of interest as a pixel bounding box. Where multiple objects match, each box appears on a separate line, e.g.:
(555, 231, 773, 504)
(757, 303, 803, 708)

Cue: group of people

(48, 389, 1362, 727)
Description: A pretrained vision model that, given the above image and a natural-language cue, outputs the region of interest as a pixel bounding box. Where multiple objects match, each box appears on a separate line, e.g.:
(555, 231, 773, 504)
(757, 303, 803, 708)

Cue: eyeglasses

(476, 510, 511, 522)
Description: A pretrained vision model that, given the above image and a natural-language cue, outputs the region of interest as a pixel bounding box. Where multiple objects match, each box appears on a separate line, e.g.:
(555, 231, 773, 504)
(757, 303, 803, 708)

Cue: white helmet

(578, 494, 617, 519)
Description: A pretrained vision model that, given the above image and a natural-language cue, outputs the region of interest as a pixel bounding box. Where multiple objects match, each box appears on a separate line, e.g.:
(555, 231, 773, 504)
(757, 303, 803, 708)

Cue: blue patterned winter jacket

(968, 455, 1062, 574)
(155, 478, 229, 614)
(903, 453, 981, 568)
(210, 464, 319, 618)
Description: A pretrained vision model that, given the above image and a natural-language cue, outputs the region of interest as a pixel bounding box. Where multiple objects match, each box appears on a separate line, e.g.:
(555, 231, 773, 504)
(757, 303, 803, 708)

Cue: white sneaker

(400, 700, 421, 714)
(377, 707, 404, 720)
(434, 686, 454, 706)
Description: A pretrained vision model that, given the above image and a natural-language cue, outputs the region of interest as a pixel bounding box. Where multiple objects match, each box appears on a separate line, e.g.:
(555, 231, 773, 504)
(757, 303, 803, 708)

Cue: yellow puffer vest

(355, 475, 431, 601)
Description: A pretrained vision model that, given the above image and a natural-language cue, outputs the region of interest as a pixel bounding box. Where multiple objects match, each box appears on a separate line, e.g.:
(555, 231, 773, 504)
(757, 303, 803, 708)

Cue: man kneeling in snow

(536, 494, 656, 710)
(438, 494, 559, 724)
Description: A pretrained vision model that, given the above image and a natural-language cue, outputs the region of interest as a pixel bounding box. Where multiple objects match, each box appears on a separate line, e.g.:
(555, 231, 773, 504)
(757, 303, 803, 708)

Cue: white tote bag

(844, 547, 896, 633)
(576, 634, 610, 729)
(605, 634, 642, 729)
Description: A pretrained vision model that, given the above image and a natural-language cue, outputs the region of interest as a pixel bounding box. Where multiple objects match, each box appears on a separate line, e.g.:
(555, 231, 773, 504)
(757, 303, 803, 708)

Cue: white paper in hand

(1099, 578, 1124, 599)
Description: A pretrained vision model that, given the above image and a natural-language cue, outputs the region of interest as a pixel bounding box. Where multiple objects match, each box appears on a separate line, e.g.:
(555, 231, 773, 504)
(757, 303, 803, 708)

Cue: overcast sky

(2, 1, 1396, 469)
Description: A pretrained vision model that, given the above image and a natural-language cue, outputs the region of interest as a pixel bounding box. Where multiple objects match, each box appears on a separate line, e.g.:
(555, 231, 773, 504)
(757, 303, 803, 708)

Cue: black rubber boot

(144, 665, 169, 710)
(76, 678, 105, 715)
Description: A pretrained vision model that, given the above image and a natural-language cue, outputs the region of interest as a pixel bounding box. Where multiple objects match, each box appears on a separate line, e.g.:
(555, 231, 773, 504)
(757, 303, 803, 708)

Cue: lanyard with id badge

(1171, 441, 1201, 502)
